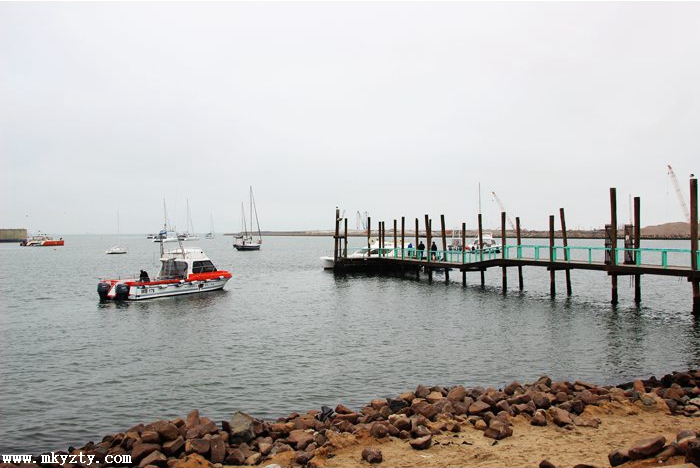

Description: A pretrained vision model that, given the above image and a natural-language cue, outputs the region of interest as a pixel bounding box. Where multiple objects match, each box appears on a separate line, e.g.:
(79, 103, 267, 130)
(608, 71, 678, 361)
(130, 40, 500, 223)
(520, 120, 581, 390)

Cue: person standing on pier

(430, 241, 438, 260)
(407, 242, 414, 258)
(417, 240, 425, 259)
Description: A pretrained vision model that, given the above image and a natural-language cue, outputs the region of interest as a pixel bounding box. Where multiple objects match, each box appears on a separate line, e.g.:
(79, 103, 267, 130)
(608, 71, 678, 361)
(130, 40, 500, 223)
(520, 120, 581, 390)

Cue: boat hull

(98, 276, 231, 301)
(320, 256, 335, 269)
(233, 244, 260, 251)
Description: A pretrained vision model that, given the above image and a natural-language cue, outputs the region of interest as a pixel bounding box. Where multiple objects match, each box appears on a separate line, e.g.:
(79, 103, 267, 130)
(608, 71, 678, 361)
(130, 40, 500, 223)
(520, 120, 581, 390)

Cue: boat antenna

(251, 186, 262, 242)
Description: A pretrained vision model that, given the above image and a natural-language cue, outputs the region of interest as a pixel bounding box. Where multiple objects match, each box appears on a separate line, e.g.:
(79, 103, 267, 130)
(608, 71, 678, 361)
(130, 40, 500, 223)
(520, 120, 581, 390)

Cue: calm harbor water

(1, 235, 700, 453)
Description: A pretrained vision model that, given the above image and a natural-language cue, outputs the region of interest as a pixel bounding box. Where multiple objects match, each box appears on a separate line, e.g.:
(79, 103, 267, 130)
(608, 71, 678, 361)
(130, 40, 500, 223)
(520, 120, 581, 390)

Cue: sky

(1, 2, 699, 234)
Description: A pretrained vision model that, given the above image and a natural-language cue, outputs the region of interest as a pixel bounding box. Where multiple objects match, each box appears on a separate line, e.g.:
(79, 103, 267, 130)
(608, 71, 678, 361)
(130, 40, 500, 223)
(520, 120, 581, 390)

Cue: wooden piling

(441, 214, 449, 282)
(401, 217, 405, 260)
(478, 213, 485, 287)
(333, 207, 340, 264)
(549, 215, 556, 298)
(343, 218, 348, 257)
(559, 208, 572, 296)
(690, 178, 699, 315)
(393, 219, 397, 258)
(634, 197, 641, 304)
(367, 216, 371, 250)
(380, 221, 385, 256)
(610, 188, 618, 305)
(415, 218, 420, 279)
(462, 222, 467, 286)
(516, 216, 524, 291)
(426, 215, 432, 282)
(501, 211, 507, 292)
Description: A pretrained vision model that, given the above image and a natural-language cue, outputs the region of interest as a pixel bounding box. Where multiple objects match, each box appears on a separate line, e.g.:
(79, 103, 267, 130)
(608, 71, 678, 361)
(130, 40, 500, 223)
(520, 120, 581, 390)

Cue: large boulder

(628, 436, 666, 460)
(409, 435, 432, 450)
(362, 448, 383, 464)
(228, 411, 256, 443)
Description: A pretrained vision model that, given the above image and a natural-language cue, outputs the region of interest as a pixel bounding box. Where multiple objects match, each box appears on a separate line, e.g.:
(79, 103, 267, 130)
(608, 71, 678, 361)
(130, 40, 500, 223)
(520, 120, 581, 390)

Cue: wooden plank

(367, 216, 371, 249)
(334, 207, 340, 263)
(462, 222, 467, 286)
(691, 178, 698, 315)
(560, 207, 572, 296)
(441, 214, 449, 282)
(501, 211, 507, 292)
(401, 216, 405, 260)
(394, 219, 397, 258)
(343, 217, 348, 257)
(478, 213, 485, 287)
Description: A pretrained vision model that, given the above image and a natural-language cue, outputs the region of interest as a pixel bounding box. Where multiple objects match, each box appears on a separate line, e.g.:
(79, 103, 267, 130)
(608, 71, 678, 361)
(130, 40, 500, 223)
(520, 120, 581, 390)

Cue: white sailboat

(153, 200, 179, 243)
(233, 187, 262, 251)
(106, 211, 127, 254)
(179, 199, 199, 241)
(205, 213, 215, 239)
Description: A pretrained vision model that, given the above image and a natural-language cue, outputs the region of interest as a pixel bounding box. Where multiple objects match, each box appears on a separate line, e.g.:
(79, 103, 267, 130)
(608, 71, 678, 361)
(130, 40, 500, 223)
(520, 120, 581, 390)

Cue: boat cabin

(157, 248, 218, 280)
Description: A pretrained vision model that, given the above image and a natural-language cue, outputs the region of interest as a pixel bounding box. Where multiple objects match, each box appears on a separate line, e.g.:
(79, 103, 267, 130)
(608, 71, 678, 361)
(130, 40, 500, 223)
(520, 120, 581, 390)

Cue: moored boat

(20, 234, 64, 247)
(233, 186, 263, 251)
(97, 246, 232, 301)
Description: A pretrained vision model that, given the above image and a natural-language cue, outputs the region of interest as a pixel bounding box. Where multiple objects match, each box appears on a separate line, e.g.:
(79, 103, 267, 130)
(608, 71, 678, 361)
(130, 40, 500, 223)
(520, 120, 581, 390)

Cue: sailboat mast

(241, 202, 249, 237)
(249, 186, 253, 239)
(251, 187, 262, 241)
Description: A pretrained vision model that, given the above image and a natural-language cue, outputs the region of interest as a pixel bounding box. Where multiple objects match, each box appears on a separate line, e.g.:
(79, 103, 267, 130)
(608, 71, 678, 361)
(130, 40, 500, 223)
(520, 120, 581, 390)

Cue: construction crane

(667, 165, 691, 223)
(356, 211, 368, 231)
(491, 191, 517, 231)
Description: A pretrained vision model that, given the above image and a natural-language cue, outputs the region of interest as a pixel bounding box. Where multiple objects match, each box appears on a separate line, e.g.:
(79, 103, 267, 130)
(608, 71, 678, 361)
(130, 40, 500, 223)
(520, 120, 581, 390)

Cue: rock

(608, 448, 630, 467)
(573, 417, 601, 428)
(532, 392, 551, 409)
(632, 380, 646, 393)
(287, 430, 315, 450)
(415, 385, 430, 399)
(389, 415, 411, 431)
(411, 401, 439, 420)
(295, 451, 313, 466)
(370, 423, 388, 439)
(687, 438, 700, 465)
(447, 386, 467, 402)
(335, 412, 360, 424)
(474, 419, 488, 431)
(258, 441, 273, 456)
(162, 437, 185, 457)
(209, 437, 225, 464)
(539, 460, 557, 468)
(628, 436, 666, 460)
(141, 431, 160, 444)
(224, 448, 245, 465)
(411, 425, 431, 438)
(186, 410, 200, 429)
(678, 433, 699, 453)
(654, 443, 679, 462)
(548, 407, 573, 427)
(188, 439, 210, 456)
(244, 453, 261, 465)
(131, 443, 161, 463)
(388, 398, 408, 413)
(228, 412, 256, 443)
(335, 404, 353, 414)
(531, 410, 547, 426)
(409, 435, 432, 450)
(468, 400, 491, 415)
(361, 447, 383, 464)
(158, 423, 180, 442)
(425, 391, 443, 404)
(139, 451, 167, 468)
(503, 381, 522, 395)
(483, 418, 513, 440)
(171, 453, 212, 468)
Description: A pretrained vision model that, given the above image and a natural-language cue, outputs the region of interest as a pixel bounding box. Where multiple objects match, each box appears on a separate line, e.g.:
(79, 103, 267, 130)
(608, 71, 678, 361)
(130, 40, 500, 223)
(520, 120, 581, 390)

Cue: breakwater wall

(0, 228, 26, 243)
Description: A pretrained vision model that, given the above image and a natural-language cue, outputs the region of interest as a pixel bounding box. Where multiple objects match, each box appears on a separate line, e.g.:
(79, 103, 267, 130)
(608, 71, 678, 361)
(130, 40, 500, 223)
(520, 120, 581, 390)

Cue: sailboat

(178, 199, 200, 241)
(106, 211, 127, 254)
(205, 214, 215, 239)
(233, 187, 262, 251)
(153, 200, 179, 243)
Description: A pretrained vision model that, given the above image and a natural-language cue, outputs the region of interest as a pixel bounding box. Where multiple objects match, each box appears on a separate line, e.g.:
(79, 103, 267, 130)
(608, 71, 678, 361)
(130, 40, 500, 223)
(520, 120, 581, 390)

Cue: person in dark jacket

(430, 241, 438, 260)
(417, 241, 425, 259)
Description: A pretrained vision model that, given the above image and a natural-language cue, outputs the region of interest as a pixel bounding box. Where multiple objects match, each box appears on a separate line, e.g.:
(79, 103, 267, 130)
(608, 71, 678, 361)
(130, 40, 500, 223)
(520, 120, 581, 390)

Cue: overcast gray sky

(1, 2, 699, 234)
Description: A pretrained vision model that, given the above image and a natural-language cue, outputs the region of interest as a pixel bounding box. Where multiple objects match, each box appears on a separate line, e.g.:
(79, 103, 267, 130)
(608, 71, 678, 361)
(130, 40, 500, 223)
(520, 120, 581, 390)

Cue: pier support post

(501, 211, 507, 293)
(441, 214, 449, 282)
(415, 218, 420, 279)
(462, 222, 467, 286)
(610, 188, 619, 305)
(516, 216, 524, 291)
(560, 208, 572, 296)
(478, 213, 485, 287)
(690, 178, 699, 315)
(343, 218, 348, 258)
(367, 216, 371, 250)
(549, 215, 556, 298)
(425, 215, 432, 282)
(634, 197, 641, 304)
(401, 217, 405, 260)
(393, 219, 397, 258)
(334, 207, 340, 264)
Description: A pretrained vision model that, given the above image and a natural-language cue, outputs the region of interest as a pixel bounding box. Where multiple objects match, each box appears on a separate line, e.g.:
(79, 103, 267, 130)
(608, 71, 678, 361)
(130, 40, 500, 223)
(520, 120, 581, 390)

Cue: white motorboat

(321, 239, 398, 269)
(97, 246, 232, 301)
(465, 233, 502, 253)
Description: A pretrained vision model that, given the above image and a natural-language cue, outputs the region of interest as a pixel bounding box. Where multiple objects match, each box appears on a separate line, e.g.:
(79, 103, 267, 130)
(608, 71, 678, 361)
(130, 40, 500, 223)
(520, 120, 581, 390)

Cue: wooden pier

(330, 180, 700, 314)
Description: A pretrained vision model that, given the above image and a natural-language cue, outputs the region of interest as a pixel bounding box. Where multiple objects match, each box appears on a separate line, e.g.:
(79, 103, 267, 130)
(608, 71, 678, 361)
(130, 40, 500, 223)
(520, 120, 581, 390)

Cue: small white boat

(205, 214, 215, 239)
(465, 233, 502, 253)
(321, 239, 398, 269)
(97, 247, 232, 301)
(106, 245, 127, 255)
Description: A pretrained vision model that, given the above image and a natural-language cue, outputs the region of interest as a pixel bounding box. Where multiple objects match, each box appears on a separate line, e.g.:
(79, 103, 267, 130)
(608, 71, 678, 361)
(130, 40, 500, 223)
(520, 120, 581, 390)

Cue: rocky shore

(3, 371, 700, 468)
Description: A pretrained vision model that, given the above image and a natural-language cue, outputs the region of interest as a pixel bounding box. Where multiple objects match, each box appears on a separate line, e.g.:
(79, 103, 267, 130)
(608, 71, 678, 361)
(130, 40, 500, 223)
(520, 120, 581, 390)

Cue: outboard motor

(115, 283, 130, 301)
(97, 282, 111, 301)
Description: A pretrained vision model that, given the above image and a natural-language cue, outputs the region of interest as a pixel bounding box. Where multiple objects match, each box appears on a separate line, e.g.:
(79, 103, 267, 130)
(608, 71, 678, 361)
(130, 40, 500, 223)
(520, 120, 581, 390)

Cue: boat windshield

(192, 260, 217, 273)
(159, 259, 188, 279)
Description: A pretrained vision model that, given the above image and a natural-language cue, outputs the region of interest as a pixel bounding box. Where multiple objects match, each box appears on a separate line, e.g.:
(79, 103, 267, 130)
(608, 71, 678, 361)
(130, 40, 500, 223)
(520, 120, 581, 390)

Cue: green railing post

(662, 251, 668, 268)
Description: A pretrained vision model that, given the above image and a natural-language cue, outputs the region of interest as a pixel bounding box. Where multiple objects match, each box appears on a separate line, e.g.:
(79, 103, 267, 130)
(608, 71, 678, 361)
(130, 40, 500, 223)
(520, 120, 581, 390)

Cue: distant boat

(178, 199, 199, 241)
(233, 187, 262, 251)
(153, 200, 179, 243)
(106, 211, 127, 255)
(205, 213, 215, 239)
(20, 233, 64, 247)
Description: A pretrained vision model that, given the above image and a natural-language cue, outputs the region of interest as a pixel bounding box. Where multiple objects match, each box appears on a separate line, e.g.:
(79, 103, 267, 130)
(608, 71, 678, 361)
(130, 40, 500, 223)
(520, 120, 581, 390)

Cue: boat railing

(340, 245, 699, 270)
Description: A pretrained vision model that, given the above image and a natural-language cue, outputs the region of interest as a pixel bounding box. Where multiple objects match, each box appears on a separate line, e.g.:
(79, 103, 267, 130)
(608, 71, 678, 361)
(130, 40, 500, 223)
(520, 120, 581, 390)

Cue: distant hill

(641, 222, 692, 238)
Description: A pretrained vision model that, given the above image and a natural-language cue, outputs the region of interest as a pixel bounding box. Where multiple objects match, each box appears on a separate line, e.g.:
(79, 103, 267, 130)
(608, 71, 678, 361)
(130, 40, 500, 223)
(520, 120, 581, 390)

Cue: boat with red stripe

(97, 246, 232, 301)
